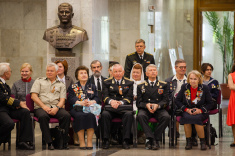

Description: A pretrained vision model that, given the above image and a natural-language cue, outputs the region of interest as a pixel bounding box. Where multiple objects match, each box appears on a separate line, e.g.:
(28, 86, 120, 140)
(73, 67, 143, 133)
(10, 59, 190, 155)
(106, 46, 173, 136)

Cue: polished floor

(1, 99, 235, 156)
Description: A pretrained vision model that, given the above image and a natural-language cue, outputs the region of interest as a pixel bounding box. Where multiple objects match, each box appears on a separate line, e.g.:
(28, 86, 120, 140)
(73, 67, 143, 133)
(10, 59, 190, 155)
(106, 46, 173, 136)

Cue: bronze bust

(43, 3, 88, 56)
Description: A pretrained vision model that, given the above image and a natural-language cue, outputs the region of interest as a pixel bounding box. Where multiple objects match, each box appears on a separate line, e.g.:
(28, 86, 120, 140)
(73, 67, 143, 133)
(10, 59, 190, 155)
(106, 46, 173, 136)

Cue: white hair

(46, 63, 58, 71)
(111, 64, 124, 71)
(146, 64, 157, 72)
(0, 62, 10, 76)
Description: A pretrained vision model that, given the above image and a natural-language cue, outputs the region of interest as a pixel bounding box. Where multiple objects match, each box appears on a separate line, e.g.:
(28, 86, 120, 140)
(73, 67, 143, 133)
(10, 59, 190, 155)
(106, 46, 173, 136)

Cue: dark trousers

(101, 110, 133, 140)
(0, 108, 33, 143)
(137, 109, 170, 141)
(34, 108, 71, 144)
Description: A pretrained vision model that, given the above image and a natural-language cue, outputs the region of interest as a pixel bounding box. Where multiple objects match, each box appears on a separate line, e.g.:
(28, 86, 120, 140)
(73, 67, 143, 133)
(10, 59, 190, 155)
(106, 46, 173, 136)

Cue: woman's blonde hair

(20, 63, 33, 73)
(187, 70, 203, 84)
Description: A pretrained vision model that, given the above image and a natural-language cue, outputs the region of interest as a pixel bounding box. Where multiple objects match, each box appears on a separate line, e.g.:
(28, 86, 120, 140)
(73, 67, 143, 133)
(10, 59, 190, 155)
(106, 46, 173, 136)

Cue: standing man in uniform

(137, 64, 170, 150)
(101, 64, 134, 149)
(89, 60, 106, 102)
(0, 63, 34, 150)
(31, 63, 71, 150)
(124, 39, 155, 79)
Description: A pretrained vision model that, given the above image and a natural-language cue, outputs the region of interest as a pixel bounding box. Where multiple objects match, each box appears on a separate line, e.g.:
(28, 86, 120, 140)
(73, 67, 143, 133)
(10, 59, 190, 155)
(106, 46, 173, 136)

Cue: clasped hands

(75, 99, 96, 107)
(186, 108, 202, 115)
(146, 103, 158, 114)
(110, 100, 122, 109)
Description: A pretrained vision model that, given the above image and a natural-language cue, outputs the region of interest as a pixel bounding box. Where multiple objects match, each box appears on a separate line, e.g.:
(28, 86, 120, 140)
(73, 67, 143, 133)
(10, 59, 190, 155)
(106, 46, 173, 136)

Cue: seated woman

(55, 60, 74, 91)
(201, 63, 220, 110)
(130, 63, 145, 143)
(11, 63, 34, 102)
(130, 63, 145, 111)
(175, 70, 213, 150)
(68, 66, 100, 150)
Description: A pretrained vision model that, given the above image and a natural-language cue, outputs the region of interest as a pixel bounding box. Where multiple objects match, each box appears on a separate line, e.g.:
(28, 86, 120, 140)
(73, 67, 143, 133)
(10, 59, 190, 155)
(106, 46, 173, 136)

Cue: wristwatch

(56, 106, 60, 110)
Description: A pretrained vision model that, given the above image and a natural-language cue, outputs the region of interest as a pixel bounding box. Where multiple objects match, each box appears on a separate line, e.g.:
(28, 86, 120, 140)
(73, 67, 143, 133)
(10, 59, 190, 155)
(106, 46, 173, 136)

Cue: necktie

(97, 78, 101, 91)
(151, 82, 154, 88)
(97, 78, 102, 100)
(140, 55, 143, 60)
(116, 81, 119, 86)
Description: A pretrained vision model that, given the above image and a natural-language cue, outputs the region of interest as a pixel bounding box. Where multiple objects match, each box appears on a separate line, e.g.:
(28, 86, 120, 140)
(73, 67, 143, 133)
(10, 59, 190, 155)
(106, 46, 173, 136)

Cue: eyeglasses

(176, 66, 186, 69)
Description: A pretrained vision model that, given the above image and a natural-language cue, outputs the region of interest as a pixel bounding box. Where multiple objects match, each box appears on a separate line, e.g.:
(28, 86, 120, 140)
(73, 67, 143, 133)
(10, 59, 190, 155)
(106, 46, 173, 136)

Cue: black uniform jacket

(0, 79, 20, 112)
(67, 81, 100, 110)
(136, 79, 168, 110)
(124, 52, 155, 79)
(175, 83, 214, 113)
(103, 77, 134, 105)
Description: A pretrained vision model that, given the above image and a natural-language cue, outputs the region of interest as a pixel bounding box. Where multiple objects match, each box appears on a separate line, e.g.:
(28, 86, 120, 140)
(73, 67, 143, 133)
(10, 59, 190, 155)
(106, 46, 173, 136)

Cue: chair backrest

(217, 90, 221, 105)
(26, 94, 34, 112)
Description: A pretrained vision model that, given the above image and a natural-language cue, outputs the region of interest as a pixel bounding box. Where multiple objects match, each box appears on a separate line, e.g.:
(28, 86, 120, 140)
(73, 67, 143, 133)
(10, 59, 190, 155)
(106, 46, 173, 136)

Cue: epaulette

(159, 80, 167, 84)
(124, 77, 133, 81)
(37, 77, 45, 80)
(46, 26, 58, 31)
(145, 52, 153, 56)
(138, 82, 145, 85)
(104, 77, 112, 81)
(72, 25, 87, 32)
(127, 52, 135, 56)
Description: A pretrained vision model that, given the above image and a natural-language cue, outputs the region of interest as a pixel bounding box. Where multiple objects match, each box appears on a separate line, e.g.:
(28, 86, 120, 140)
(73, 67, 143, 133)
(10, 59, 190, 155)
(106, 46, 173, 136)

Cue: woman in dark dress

(68, 66, 100, 150)
(175, 70, 213, 150)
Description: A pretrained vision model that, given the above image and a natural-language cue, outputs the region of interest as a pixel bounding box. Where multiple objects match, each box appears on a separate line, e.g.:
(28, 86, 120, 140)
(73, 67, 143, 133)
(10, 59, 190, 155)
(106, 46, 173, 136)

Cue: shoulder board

(145, 52, 153, 56)
(72, 25, 87, 32)
(159, 80, 167, 84)
(37, 77, 45, 80)
(127, 52, 136, 56)
(138, 82, 145, 85)
(104, 77, 112, 81)
(46, 26, 58, 31)
(124, 77, 133, 81)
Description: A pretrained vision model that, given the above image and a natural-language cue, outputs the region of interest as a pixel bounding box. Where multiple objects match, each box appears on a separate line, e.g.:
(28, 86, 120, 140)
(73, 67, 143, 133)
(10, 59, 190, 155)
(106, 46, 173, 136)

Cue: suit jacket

(0, 79, 20, 112)
(136, 79, 168, 110)
(165, 75, 187, 106)
(89, 75, 106, 89)
(175, 83, 213, 113)
(103, 77, 134, 105)
(67, 81, 100, 110)
(65, 76, 74, 92)
(124, 52, 155, 79)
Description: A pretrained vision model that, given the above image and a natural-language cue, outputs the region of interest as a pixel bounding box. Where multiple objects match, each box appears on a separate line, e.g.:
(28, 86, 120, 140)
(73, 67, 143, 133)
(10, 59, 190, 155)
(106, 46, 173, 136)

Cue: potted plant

(204, 11, 234, 99)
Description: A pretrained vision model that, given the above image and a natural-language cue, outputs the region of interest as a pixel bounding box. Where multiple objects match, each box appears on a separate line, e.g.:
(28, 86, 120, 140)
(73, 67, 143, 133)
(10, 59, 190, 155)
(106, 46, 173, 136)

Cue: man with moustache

(89, 60, 106, 102)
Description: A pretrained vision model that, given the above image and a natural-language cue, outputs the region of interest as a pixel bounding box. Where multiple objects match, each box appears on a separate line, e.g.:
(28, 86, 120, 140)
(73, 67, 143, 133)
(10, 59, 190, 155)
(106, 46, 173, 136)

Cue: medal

(119, 86, 123, 95)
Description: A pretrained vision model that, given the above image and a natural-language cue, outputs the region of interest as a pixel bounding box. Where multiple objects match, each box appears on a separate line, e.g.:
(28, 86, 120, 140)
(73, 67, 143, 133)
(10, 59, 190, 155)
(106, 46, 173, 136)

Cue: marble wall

(0, 0, 47, 86)
(109, 0, 140, 67)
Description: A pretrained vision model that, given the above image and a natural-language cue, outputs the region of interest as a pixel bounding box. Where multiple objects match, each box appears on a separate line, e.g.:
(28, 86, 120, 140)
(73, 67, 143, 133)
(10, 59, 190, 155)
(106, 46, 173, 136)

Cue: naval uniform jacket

(0, 79, 20, 112)
(136, 79, 169, 110)
(175, 83, 214, 113)
(103, 77, 134, 106)
(124, 52, 155, 79)
(204, 77, 220, 101)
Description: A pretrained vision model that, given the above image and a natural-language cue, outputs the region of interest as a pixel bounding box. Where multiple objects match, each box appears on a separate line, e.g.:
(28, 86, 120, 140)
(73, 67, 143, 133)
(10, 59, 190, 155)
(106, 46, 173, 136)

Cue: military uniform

(136, 79, 170, 141)
(101, 77, 134, 141)
(30, 77, 70, 144)
(43, 25, 88, 49)
(0, 79, 33, 144)
(124, 52, 155, 79)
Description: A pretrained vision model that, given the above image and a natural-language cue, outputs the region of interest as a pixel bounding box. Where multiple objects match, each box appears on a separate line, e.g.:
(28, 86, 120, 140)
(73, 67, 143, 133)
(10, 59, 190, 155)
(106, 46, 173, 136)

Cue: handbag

(50, 126, 68, 149)
(104, 105, 133, 114)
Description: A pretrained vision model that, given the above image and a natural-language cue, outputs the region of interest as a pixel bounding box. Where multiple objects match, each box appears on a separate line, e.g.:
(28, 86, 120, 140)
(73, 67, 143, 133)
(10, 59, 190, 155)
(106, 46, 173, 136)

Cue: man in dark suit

(101, 64, 134, 149)
(165, 59, 187, 139)
(89, 60, 106, 102)
(0, 63, 34, 150)
(137, 64, 170, 150)
(124, 39, 155, 79)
